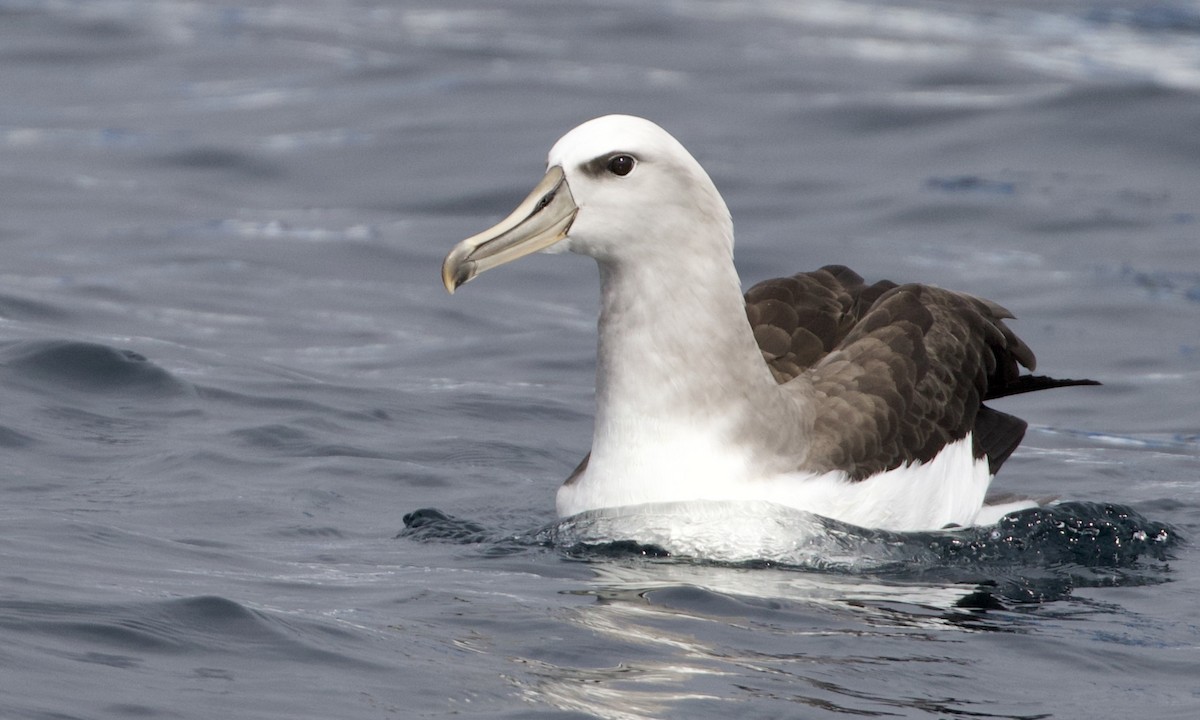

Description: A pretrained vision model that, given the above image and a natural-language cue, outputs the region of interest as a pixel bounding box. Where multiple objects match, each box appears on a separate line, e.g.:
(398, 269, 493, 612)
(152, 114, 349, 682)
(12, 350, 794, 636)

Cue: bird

(440, 114, 1098, 532)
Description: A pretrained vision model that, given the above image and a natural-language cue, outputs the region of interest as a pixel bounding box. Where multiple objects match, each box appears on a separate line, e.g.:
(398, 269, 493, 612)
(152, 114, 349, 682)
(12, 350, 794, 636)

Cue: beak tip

(441, 257, 472, 295)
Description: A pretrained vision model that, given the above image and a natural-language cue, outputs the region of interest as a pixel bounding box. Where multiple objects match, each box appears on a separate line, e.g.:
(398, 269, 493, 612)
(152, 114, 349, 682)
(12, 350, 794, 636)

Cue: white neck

(582, 242, 802, 494)
(594, 256, 772, 419)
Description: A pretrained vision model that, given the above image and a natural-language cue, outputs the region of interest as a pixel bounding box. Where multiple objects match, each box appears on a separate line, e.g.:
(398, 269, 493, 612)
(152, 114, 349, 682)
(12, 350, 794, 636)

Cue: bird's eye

(606, 154, 636, 177)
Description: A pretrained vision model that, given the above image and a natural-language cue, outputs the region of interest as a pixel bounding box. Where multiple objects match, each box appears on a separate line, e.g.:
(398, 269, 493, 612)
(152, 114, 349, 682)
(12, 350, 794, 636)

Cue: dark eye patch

(581, 153, 638, 178)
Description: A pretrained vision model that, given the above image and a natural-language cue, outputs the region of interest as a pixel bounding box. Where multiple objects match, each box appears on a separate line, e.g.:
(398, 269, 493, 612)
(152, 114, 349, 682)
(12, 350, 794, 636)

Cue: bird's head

(441, 115, 732, 293)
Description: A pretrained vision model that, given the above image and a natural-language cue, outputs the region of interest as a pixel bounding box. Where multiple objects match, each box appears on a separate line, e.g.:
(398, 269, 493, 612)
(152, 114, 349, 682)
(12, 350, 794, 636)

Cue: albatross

(441, 115, 1097, 532)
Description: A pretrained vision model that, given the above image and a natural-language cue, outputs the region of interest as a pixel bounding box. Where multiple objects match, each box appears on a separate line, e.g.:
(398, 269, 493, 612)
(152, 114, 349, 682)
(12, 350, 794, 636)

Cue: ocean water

(1, 0, 1198, 718)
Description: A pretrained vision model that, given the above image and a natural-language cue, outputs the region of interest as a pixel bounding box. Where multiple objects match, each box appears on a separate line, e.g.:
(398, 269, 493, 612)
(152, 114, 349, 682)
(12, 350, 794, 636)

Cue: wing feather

(744, 265, 1092, 479)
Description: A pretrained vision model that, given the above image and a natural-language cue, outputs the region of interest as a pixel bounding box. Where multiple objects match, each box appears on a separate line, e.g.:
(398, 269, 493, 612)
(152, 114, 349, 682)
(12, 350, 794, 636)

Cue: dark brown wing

(745, 265, 1097, 479)
(745, 265, 896, 382)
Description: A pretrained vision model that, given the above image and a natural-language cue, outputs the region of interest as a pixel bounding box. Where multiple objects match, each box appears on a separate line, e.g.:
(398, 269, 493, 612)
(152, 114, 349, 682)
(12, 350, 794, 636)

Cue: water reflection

(401, 502, 1177, 718)
(513, 562, 1032, 719)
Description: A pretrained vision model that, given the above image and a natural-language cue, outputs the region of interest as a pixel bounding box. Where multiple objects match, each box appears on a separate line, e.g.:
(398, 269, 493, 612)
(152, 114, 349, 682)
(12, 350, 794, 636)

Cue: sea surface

(1, 1, 1198, 718)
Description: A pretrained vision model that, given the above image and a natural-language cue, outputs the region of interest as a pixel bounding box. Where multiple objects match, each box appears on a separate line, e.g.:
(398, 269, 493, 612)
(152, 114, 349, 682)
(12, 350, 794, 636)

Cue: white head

(442, 115, 733, 292)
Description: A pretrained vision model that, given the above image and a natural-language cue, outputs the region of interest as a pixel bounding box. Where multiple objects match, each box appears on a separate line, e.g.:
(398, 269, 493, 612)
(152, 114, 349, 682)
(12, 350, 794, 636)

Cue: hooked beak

(441, 165, 578, 293)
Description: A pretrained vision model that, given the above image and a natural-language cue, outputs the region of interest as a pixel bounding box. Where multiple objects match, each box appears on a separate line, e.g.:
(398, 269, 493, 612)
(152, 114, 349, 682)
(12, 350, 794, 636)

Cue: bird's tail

(986, 374, 1101, 400)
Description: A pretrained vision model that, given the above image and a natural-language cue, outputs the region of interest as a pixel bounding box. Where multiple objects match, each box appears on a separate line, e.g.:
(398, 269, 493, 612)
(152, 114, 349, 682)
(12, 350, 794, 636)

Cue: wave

(400, 500, 1181, 603)
(0, 339, 192, 397)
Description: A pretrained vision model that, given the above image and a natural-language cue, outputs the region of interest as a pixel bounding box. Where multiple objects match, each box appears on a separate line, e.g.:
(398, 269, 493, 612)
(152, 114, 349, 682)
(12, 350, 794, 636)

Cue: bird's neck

(590, 249, 787, 458)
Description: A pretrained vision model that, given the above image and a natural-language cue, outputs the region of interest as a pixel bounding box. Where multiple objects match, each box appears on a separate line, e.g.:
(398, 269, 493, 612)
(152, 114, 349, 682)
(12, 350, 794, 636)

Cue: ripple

(0, 340, 192, 397)
(0, 595, 381, 668)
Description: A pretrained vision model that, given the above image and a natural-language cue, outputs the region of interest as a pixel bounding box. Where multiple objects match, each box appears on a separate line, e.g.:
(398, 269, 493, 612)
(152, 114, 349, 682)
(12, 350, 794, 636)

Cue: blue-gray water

(2, 1, 1199, 717)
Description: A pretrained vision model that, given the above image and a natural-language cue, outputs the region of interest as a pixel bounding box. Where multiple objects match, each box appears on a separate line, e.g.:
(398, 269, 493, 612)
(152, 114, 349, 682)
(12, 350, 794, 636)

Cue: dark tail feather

(974, 406, 1027, 475)
(986, 374, 1101, 400)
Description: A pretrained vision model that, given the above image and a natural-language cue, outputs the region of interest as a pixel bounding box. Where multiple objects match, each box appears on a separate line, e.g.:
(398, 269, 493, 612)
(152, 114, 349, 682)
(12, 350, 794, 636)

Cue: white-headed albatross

(441, 115, 1097, 532)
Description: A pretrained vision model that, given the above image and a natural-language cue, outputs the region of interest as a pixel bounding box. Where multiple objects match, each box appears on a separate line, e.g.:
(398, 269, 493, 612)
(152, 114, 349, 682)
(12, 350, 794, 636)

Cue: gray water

(2, 0, 1199, 717)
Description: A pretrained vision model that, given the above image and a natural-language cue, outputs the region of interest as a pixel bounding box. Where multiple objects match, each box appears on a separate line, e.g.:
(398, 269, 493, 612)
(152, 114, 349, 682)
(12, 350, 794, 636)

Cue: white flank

(558, 434, 993, 532)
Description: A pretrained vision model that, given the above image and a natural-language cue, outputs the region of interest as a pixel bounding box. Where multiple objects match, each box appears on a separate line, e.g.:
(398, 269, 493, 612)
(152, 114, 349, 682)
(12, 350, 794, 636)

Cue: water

(1, 0, 1198, 717)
